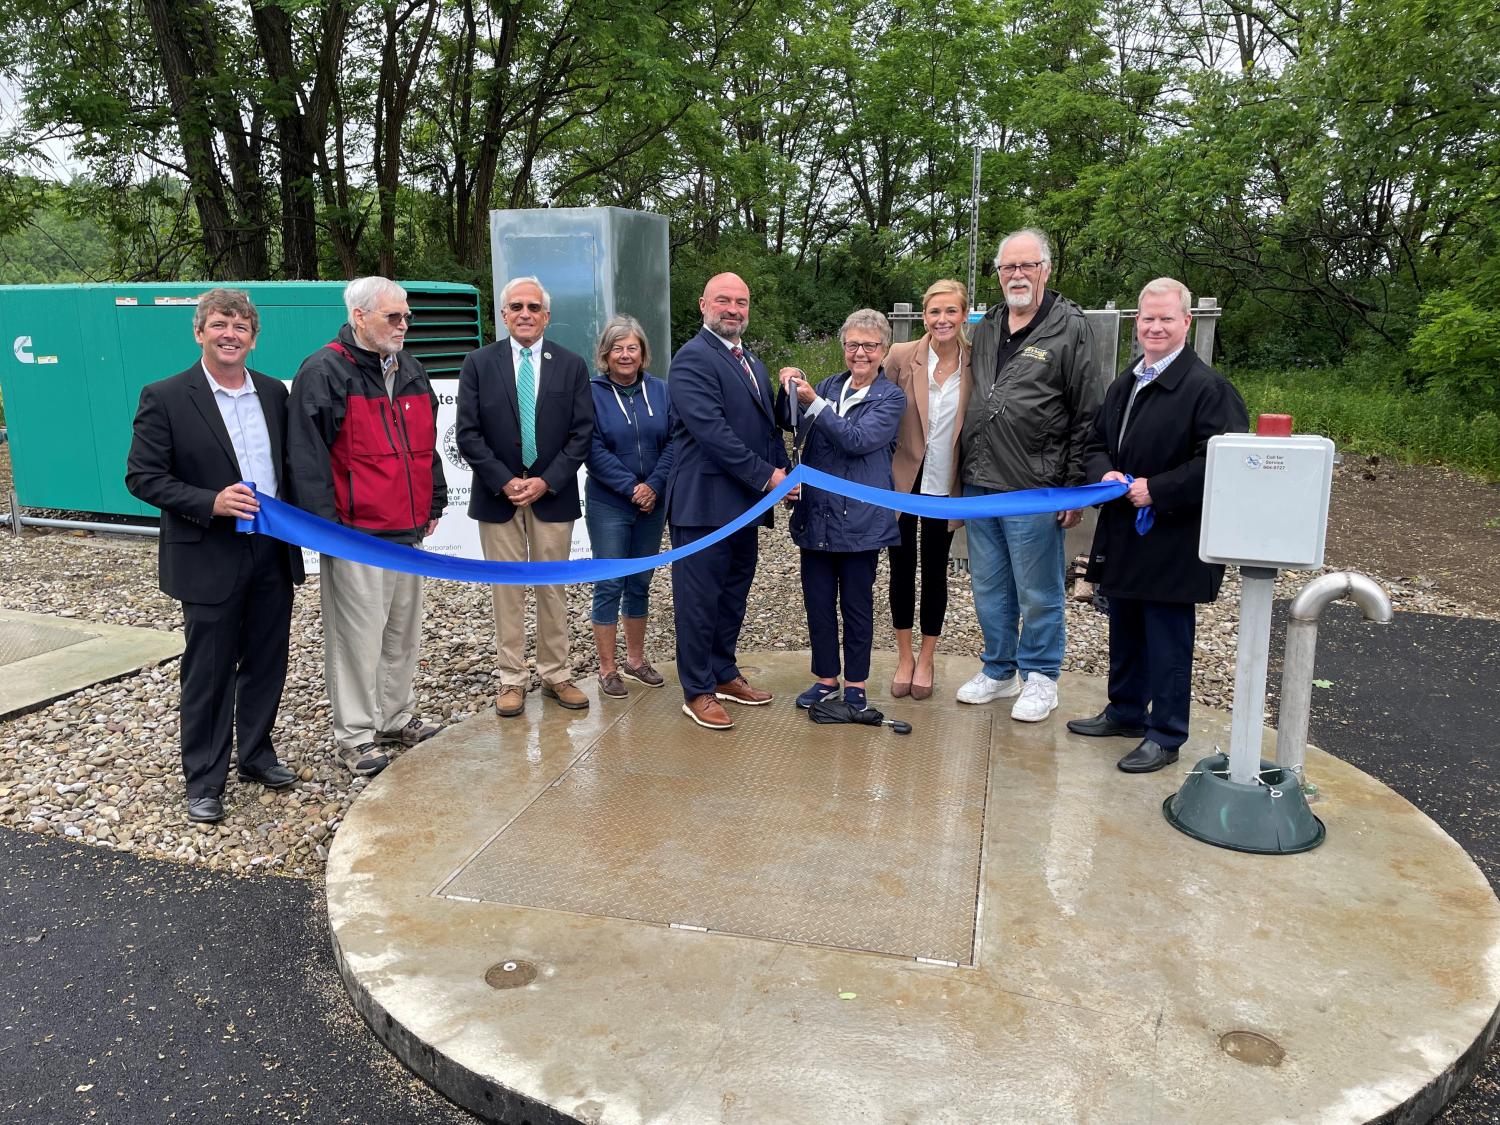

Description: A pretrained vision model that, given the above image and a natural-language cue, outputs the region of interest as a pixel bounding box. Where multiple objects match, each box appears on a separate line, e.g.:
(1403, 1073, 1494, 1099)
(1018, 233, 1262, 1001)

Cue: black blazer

(456, 336, 594, 524)
(125, 365, 305, 605)
(1082, 349, 1248, 604)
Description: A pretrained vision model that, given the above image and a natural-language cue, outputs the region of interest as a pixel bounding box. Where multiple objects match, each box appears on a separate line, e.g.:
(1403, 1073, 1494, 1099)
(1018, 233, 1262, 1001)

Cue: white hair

(1138, 277, 1192, 317)
(994, 227, 1052, 269)
(344, 276, 407, 326)
(499, 276, 553, 311)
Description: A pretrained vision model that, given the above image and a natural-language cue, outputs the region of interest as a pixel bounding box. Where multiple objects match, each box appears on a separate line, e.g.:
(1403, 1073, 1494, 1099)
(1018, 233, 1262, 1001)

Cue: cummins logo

(13, 335, 33, 363)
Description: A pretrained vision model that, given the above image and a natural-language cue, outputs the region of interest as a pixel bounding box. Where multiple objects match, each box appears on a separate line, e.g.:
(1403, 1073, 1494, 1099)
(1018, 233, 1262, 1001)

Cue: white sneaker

(1011, 672, 1059, 722)
(955, 670, 1021, 704)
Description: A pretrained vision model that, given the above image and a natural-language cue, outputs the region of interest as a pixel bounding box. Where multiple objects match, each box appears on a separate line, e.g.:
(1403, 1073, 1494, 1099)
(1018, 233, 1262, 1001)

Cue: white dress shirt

(921, 348, 961, 495)
(203, 363, 278, 499)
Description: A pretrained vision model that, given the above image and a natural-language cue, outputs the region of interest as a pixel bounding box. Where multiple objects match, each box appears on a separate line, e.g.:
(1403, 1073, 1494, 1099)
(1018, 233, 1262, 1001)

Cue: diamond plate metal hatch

(439, 694, 993, 965)
(0, 620, 98, 668)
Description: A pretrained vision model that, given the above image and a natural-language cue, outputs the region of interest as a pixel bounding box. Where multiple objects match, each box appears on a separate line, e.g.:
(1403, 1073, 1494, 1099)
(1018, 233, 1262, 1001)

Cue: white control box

(1199, 433, 1335, 570)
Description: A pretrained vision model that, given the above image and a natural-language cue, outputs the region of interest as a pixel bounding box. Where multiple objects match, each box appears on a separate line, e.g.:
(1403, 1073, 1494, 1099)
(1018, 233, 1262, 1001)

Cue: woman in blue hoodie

(585, 315, 675, 697)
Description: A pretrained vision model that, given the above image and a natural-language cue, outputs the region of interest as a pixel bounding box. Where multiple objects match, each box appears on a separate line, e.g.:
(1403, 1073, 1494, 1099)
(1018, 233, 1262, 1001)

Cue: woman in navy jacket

(777, 309, 905, 711)
(585, 315, 674, 697)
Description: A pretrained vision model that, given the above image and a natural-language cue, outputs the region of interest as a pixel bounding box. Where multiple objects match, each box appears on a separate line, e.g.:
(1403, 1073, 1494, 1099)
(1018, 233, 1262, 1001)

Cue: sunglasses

(372, 311, 413, 326)
(507, 301, 545, 313)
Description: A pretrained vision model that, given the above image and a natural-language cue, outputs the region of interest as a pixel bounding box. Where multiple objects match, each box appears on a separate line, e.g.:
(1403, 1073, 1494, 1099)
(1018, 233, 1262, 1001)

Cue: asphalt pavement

(2, 607, 1496, 1124)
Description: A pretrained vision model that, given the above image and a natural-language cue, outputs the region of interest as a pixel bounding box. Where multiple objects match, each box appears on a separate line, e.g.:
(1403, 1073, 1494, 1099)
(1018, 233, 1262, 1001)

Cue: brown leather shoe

(543, 680, 590, 710)
(683, 694, 733, 729)
(715, 676, 773, 706)
(495, 685, 525, 718)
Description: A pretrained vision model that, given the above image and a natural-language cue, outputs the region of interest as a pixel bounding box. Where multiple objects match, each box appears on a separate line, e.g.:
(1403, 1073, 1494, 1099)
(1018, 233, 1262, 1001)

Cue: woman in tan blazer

(882, 279, 972, 699)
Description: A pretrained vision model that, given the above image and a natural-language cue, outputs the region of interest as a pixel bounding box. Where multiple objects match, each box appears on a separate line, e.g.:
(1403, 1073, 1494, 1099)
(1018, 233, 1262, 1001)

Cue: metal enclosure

(489, 208, 671, 374)
(0, 281, 481, 518)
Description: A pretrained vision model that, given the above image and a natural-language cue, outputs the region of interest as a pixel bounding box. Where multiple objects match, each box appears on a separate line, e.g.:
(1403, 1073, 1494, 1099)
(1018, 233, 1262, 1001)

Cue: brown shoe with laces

(495, 685, 526, 718)
(715, 676, 773, 705)
(599, 670, 628, 698)
(543, 680, 589, 709)
(683, 694, 733, 729)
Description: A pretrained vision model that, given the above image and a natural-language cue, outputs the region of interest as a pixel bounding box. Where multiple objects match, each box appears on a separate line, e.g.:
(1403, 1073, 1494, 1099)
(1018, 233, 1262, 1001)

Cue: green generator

(0, 281, 482, 518)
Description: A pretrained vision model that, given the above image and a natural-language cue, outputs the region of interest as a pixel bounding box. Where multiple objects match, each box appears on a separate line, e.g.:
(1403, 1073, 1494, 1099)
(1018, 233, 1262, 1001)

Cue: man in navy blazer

(125, 288, 304, 825)
(456, 276, 594, 717)
(665, 272, 792, 730)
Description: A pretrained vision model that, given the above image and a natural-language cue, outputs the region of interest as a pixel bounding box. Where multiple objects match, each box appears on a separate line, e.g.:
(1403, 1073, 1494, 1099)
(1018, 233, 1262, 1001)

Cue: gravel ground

(0, 441, 1486, 877)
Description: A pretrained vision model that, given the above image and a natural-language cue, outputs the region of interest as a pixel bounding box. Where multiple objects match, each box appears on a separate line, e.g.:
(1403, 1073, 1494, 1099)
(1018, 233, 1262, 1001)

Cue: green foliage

(1229, 363, 1500, 479)
(1407, 258, 1500, 409)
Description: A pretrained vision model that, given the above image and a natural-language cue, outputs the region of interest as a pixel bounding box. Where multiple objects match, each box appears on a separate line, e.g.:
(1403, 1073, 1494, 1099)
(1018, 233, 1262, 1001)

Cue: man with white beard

(955, 228, 1102, 723)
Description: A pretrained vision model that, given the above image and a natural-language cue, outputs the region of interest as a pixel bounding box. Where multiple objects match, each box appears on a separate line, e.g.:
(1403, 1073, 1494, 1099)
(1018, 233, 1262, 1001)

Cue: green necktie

(518, 346, 537, 467)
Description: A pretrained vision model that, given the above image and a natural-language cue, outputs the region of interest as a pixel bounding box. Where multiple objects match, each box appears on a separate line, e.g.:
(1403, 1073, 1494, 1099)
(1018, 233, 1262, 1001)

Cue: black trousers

(179, 534, 294, 799)
(671, 523, 759, 700)
(800, 548, 878, 682)
(887, 462, 954, 636)
(1104, 596, 1196, 751)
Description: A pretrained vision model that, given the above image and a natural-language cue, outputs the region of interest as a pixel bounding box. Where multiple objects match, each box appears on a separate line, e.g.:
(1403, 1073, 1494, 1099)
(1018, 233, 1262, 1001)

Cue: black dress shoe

(237, 762, 297, 789)
(1117, 739, 1180, 774)
(187, 796, 225, 823)
(1066, 711, 1147, 738)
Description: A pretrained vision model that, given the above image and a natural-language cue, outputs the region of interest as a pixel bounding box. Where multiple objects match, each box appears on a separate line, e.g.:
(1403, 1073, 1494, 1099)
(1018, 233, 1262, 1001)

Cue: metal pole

(1276, 572, 1393, 776)
(1192, 297, 1218, 363)
(1228, 566, 1279, 784)
(968, 143, 981, 305)
(891, 302, 913, 344)
(6, 489, 20, 539)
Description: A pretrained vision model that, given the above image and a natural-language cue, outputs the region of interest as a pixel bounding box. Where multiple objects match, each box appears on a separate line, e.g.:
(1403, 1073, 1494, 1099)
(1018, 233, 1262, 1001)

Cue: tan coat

(884, 334, 972, 497)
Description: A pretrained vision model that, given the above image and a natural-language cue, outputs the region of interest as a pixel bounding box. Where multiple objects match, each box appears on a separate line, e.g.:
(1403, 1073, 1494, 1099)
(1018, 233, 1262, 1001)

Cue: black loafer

(1066, 711, 1147, 738)
(237, 762, 297, 789)
(187, 796, 225, 823)
(1117, 739, 1180, 774)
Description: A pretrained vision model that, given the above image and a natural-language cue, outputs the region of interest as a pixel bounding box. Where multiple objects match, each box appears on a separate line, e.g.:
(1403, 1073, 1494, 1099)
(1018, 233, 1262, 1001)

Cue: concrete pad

(0, 608, 183, 716)
(327, 653, 1500, 1124)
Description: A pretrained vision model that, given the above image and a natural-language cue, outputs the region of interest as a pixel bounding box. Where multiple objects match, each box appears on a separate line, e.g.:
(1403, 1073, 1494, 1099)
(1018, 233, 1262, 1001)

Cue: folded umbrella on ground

(806, 697, 911, 735)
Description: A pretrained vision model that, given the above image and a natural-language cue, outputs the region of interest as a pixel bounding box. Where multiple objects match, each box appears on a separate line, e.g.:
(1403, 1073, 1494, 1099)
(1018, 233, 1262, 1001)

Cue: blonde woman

(882, 280, 972, 700)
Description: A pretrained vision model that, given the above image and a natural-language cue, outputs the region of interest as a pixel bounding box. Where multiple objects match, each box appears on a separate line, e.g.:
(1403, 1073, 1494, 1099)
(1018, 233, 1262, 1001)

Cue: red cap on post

(1257, 413, 1293, 437)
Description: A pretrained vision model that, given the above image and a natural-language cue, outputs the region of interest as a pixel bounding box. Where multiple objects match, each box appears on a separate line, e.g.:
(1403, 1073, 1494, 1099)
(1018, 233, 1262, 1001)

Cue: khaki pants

(320, 553, 424, 751)
(479, 511, 573, 687)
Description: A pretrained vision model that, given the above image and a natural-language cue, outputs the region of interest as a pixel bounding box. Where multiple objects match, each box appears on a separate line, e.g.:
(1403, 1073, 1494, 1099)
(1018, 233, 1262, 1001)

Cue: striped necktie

(518, 347, 537, 467)
(732, 346, 760, 398)
(1120, 363, 1158, 441)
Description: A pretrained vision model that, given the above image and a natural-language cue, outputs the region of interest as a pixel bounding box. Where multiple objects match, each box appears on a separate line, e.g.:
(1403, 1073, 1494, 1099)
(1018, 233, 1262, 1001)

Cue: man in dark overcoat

(1066, 277, 1249, 773)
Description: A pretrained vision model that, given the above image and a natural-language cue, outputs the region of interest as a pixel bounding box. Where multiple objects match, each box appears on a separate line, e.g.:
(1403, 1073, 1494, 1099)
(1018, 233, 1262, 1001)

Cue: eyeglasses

(372, 311, 413, 326)
(507, 301, 545, 313)
(999, 261, 1044, 275)
(608, 344, 642, 355)
(843, 340, 883, 354)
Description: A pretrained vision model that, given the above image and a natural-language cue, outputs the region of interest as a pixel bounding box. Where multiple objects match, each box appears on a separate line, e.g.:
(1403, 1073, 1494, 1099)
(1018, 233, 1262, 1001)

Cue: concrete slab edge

(1373, 999, 1500, 1125)
(330, 927, 584, 1125)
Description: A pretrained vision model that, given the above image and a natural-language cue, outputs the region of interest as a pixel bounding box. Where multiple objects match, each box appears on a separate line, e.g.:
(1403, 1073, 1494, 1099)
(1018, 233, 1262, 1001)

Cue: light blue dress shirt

(203, 363, 278, 499)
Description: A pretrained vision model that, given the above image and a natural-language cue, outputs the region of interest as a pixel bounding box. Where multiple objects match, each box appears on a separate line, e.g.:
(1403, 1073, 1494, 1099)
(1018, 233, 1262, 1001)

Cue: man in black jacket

(1067, 278, 1249, 773)
(456, 276, 593, 717)
(126, 289, 304, 824)
(287, 277, 447, 778)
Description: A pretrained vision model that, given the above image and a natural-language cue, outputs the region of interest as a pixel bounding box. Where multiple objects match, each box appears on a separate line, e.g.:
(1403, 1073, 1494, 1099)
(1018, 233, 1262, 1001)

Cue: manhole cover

(485, 960, 537, 989)
(1219, 1030, 1286, 1067)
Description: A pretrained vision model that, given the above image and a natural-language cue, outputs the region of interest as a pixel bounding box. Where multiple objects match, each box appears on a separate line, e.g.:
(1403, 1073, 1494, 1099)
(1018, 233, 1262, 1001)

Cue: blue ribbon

(238, 468, 1134, 586)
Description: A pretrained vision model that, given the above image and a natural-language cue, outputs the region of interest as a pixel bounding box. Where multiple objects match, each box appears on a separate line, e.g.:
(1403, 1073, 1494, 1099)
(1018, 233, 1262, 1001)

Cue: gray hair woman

(584, 315, 675, 696)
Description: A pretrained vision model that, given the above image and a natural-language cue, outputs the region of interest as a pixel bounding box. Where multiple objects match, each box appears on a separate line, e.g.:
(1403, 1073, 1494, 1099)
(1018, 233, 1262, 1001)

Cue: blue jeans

(962, 486, 1066, 680)
(586, 500, 667, 625)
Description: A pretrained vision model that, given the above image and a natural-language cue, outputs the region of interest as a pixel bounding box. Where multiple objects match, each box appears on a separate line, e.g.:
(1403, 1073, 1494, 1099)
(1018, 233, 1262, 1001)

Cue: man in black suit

(1067, 277, 1249, 773)
(456, 276, 594, 717)
(126, 289, 304, 824)
(664, 272, 792, 730)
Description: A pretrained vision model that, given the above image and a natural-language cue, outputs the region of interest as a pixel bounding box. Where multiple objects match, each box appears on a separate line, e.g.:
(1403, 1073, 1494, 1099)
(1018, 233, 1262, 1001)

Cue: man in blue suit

(457, 276, 594, 718)
(665, 272, 792, 730)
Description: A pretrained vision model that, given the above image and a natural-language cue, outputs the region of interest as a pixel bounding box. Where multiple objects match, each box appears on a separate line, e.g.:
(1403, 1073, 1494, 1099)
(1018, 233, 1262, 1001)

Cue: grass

(1226, 368, 1500, 481)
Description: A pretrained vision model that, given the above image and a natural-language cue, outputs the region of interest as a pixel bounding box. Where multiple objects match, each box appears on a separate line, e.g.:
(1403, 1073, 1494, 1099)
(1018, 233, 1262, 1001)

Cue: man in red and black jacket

(287, 276, 447, 778)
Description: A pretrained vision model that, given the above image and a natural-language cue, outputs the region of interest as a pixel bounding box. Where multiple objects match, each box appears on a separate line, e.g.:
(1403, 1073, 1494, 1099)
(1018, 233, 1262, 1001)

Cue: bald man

(663, 273, 791, 730)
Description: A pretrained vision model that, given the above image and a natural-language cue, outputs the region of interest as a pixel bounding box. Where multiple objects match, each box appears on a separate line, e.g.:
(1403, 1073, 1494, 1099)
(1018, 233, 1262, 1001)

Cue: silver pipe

(0, 513, 159, 537)
(1276, 572, 1394, 776)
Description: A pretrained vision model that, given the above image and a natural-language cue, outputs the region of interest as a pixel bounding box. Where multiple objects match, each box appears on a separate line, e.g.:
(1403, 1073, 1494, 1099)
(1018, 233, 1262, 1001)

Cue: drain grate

(439, 692, 993, 964)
